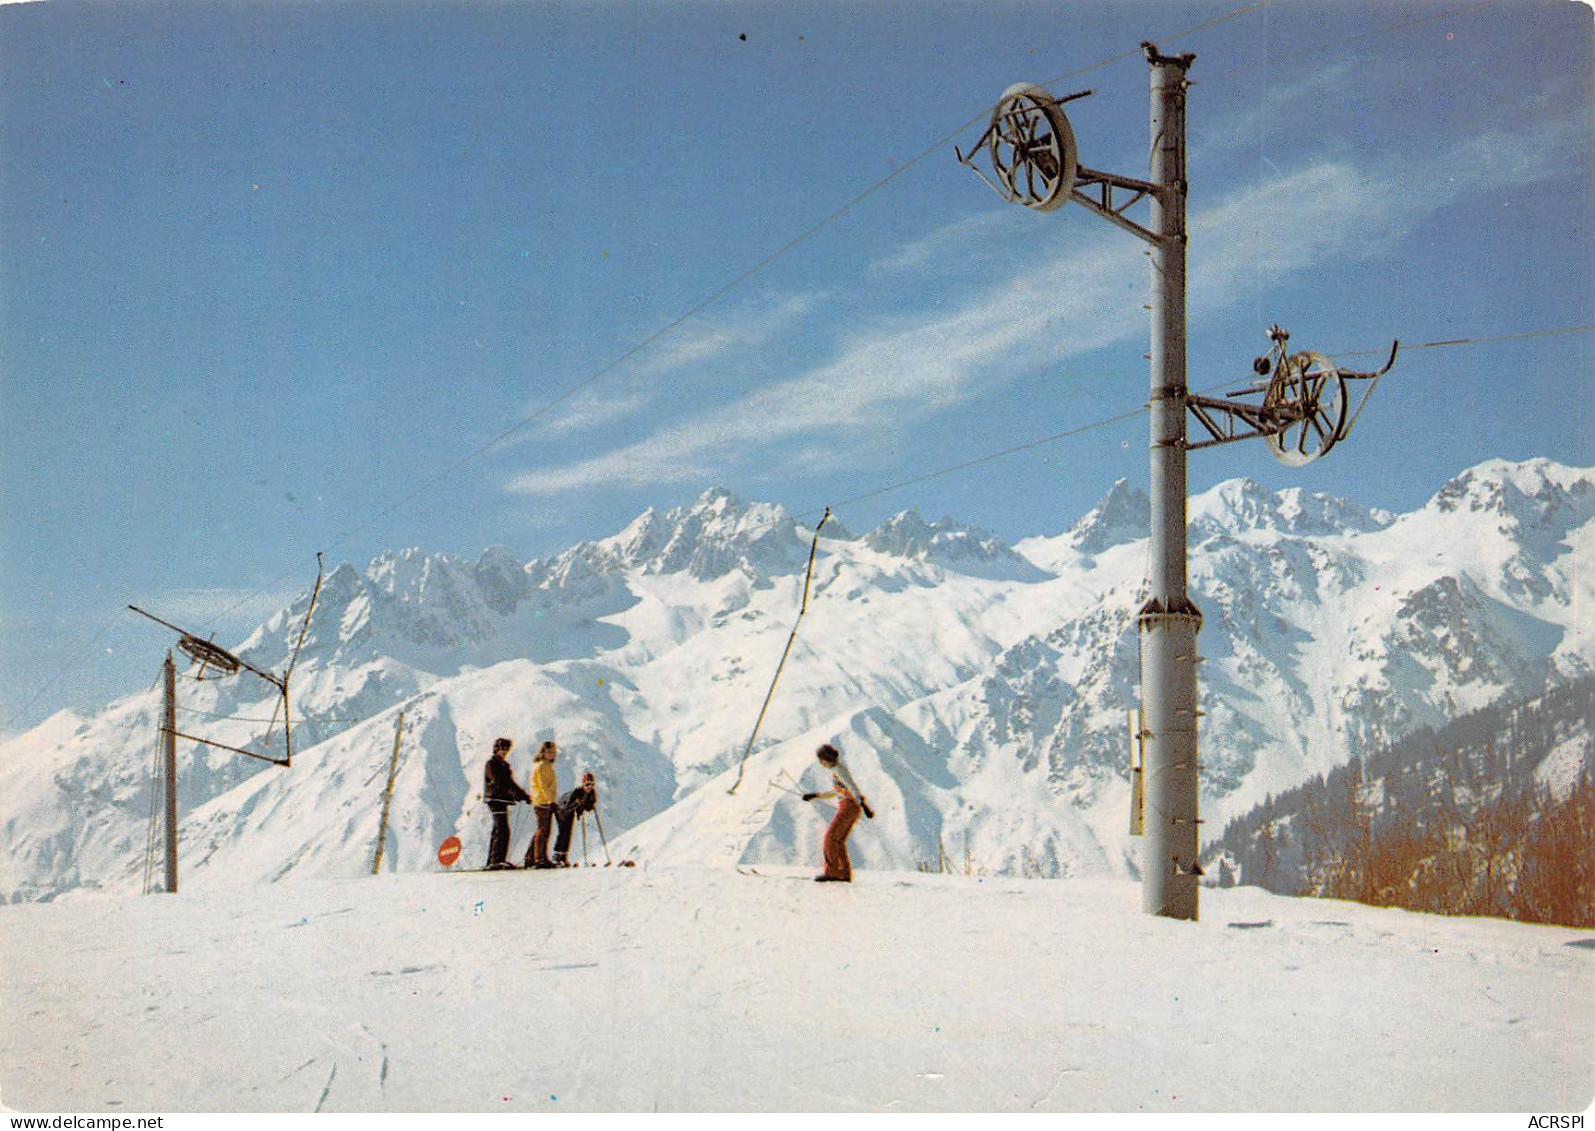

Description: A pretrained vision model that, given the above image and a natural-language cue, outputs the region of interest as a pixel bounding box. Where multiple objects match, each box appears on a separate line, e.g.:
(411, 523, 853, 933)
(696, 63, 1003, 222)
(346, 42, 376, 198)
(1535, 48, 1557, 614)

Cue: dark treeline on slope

(1206, 676, 1595, 928)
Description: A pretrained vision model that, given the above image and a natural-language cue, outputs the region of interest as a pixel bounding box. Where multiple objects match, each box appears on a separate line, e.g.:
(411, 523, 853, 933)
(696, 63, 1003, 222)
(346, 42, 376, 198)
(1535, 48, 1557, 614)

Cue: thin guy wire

(1328, 324, 1595, 360)
(5, 6, 1488, 739)
(174, 703, 370, 725)
(2, 0, 1563, 731)
(336, 0, 1281, 553)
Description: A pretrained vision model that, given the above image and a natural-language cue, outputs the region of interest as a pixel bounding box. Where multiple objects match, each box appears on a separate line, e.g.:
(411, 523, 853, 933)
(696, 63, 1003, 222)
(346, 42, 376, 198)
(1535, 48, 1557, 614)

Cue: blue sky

(2, 0, 1590, 730)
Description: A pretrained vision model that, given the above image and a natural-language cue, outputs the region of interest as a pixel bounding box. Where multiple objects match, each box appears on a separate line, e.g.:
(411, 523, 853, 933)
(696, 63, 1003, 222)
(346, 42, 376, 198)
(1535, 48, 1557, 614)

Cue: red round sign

(437, 835, 463, 867)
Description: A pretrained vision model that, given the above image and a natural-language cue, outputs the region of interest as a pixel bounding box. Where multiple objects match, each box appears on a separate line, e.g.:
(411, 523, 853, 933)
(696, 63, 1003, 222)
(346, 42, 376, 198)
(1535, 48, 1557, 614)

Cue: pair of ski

(456, 864, 605, 874)
(734, 866, 842, 882)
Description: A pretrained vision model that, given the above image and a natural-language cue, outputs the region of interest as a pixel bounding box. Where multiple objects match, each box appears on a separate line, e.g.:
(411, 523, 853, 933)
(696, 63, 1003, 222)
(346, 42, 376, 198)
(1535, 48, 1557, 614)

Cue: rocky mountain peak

(1429, 458, 1594, 531)
(1190, 478, 1390, 539)
(1067, 479, 1151, 556)
(864, 512, 1051, 582)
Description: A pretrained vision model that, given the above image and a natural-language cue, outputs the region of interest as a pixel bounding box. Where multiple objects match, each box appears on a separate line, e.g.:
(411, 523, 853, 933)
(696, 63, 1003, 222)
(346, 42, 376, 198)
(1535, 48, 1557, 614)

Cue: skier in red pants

(802, 743, 874, 882)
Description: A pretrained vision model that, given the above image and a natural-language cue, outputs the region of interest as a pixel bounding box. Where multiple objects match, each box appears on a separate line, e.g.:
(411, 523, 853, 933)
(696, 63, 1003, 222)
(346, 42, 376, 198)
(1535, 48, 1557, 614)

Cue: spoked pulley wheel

(987, 83, 1079, 212)
(1264, 350, 1347, 467)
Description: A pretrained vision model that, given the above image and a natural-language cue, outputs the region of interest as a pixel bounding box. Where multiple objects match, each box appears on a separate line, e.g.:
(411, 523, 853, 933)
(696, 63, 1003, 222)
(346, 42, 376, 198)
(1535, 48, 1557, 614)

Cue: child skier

(802, 743, 874, 882)
(552, 771, 599, 866)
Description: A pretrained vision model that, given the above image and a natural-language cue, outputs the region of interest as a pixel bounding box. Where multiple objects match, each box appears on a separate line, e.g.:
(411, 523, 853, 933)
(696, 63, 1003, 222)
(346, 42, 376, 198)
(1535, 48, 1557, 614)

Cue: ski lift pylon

(128, 553, 325, 767)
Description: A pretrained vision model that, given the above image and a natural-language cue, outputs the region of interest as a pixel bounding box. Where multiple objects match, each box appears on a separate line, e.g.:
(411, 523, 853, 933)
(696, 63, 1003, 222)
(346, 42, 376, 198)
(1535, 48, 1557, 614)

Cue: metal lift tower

(958, 45, 1396, 920)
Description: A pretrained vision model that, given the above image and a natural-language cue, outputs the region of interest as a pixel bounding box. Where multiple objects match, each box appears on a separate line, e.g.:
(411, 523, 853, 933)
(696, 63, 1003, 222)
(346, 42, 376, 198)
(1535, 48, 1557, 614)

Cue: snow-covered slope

(1, 867, 1590, 1111)
(2, 460, 1590, 900)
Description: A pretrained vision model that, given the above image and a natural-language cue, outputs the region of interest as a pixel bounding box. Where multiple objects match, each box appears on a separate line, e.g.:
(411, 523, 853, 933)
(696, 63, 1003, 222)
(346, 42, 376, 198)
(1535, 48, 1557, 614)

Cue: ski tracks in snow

(276, 1007, 391, 1112)
(5, 868, 1590, 1111)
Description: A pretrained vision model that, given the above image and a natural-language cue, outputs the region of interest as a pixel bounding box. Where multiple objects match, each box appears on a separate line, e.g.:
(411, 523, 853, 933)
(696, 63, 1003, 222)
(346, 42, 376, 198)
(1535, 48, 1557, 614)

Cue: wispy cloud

(1189, 160, 1396, 300)
(531, 291, 829, 439)
(507, 236, 1143, 496)
(634, 292, 827, 377)
(1423, 116, 1579, 201)
(868, 209, 1019, 277)
(1192, 110, 1584, 303)
(1192, 60, 1360, 160)
(540, 389, 654, 439)
(507, 110, 1586, 499)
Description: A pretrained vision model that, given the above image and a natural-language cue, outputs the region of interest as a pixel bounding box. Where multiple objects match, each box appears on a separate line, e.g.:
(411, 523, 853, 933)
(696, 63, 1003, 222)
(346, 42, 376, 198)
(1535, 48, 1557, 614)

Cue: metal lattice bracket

(1186, 326, 1399, 464)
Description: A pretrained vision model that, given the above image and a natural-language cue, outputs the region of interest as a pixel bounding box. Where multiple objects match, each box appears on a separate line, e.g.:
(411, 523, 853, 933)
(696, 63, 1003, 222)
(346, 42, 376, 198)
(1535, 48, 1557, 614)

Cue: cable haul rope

(727, 508, 832, 796)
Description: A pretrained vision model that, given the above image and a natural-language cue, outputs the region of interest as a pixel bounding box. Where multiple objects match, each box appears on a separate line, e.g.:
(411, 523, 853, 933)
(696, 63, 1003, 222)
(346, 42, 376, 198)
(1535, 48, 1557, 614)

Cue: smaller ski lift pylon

(128, 553, 325, 767)
(1186, 326, 1399, 466)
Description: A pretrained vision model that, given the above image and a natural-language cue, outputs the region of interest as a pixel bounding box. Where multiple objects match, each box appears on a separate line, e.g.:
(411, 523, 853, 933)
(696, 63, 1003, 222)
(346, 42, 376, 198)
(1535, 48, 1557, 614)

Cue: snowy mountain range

(2, 457, 1590, 902)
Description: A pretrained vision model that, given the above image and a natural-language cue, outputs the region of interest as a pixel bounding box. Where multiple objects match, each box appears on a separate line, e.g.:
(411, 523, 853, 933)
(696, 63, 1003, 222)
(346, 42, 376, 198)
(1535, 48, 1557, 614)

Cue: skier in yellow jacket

(523, 740, 560, 869)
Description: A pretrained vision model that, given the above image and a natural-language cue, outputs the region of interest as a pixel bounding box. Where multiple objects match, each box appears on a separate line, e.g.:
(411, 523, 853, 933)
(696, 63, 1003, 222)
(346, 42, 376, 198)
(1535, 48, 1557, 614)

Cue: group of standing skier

(482, 737, 598, 870)
(482, 737, 873, 881)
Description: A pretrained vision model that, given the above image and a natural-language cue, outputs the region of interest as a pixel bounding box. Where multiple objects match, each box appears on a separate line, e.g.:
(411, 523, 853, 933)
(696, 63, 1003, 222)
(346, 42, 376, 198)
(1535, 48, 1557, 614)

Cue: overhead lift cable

(1328, 324, 1595, 360)
(141, 318, 1595, 747)
(795, 322, 1595, 523)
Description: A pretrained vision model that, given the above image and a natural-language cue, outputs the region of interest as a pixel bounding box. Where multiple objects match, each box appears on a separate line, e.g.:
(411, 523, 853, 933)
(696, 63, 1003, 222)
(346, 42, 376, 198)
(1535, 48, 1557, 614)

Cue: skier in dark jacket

(552, 772, 598, 866)
(483, 737, 530, 870)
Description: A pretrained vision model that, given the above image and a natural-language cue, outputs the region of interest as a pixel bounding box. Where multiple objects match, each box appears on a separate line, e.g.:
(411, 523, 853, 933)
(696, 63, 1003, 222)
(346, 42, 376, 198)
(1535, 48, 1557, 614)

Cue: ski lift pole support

(276, 552, 327, 766)
(955, 39, 1407, 920)
(371, 710, 406, 875)
(726, 507, 832, 795)
(1136, 44, 1203, 921)
(954, 44, 1201, 919)
(162, 652, 178, 894)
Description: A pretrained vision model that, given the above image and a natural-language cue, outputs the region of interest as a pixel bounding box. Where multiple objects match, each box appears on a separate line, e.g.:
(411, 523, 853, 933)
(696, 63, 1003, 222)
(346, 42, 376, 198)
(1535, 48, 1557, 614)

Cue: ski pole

(593, 808, 612, 865)
(580, 812, 589, 866)
(800, 795, 838, 818)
